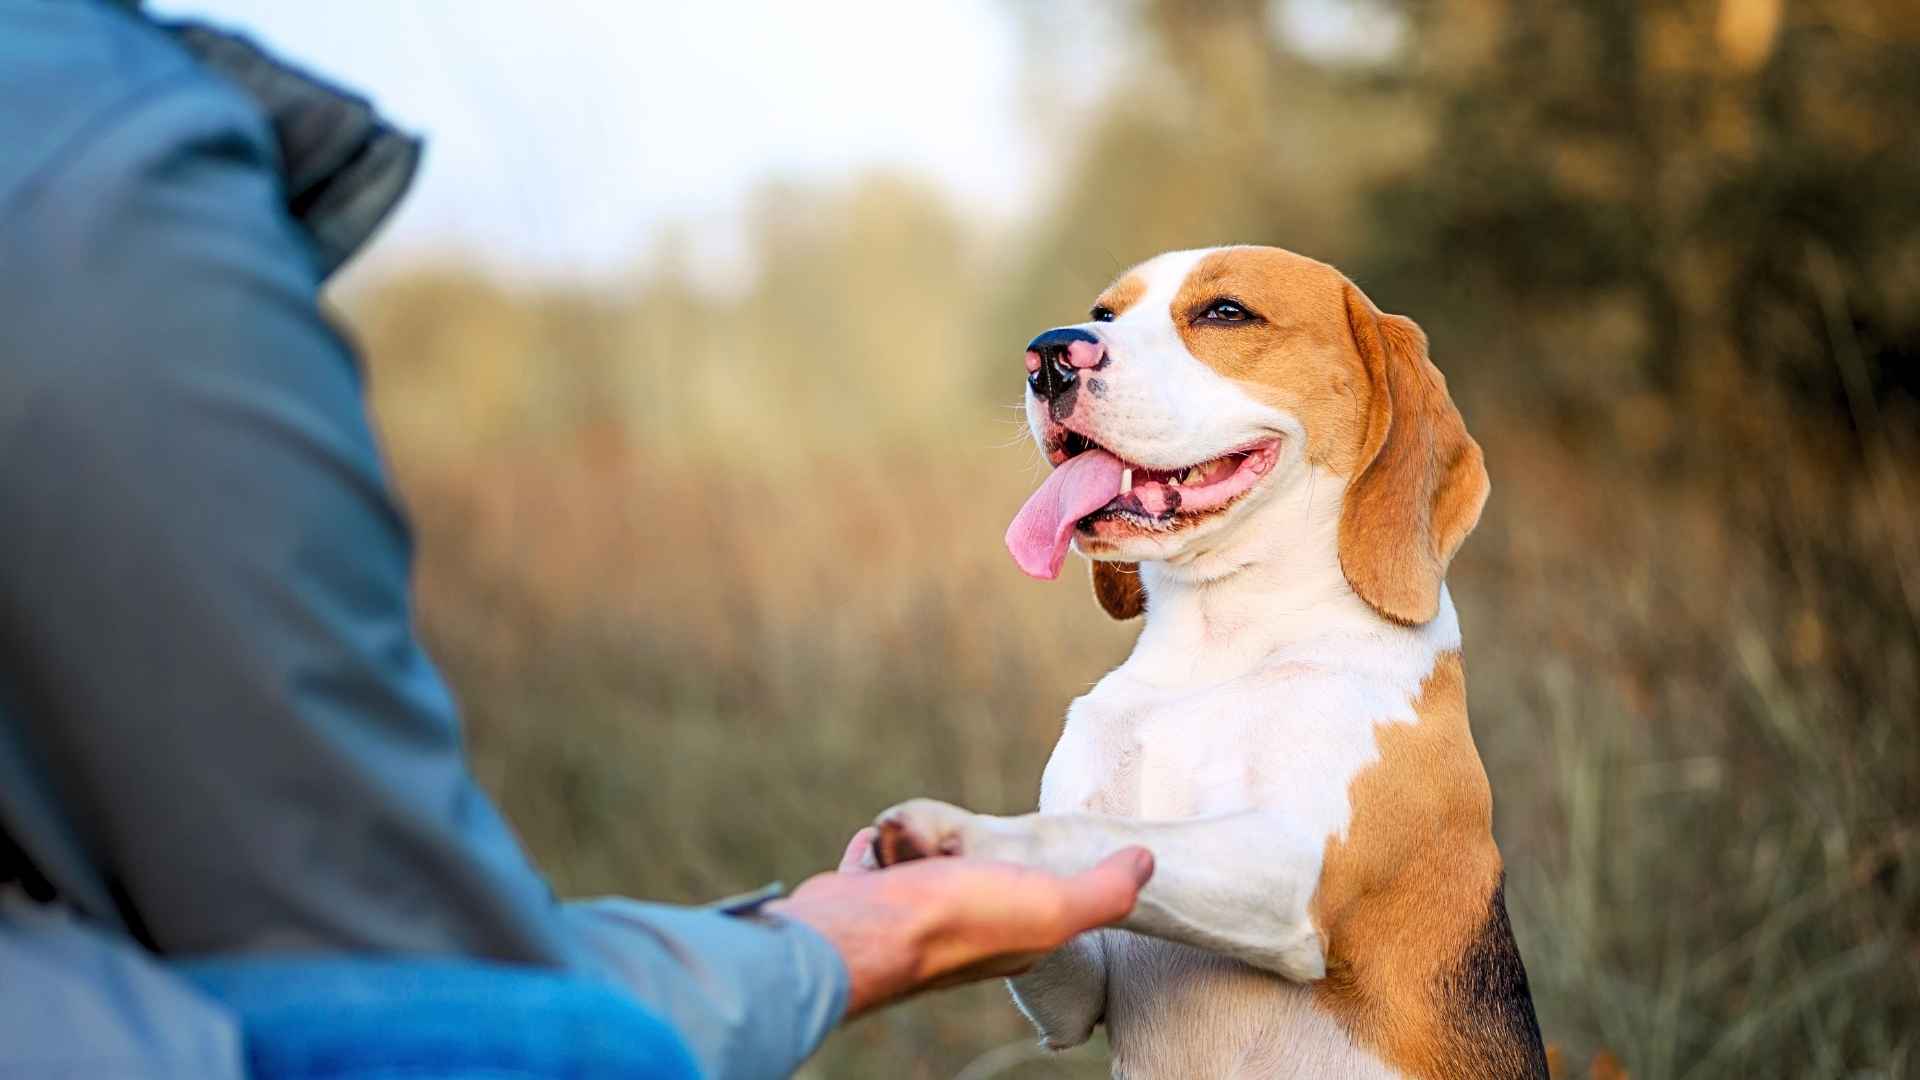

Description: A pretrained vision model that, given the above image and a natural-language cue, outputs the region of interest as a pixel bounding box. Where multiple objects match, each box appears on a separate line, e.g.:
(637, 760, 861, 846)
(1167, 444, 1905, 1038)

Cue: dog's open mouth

(1006, 433, 1282, 580)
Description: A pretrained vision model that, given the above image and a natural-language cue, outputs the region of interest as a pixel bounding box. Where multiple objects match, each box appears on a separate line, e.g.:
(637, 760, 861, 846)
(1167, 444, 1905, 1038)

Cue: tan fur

(1095, 272, 1148, 318)
(1170, 247, 1374, 474)
(1310, 651, 1504, 1080)
(1091, 559, 1146, 620)
(1141, 244, 1488, 624)
(1338, 287, 1491, 625)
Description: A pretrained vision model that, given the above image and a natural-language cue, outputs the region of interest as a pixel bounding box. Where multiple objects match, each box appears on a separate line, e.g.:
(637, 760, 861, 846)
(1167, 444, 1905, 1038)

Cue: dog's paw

(871, 798, 979, 867)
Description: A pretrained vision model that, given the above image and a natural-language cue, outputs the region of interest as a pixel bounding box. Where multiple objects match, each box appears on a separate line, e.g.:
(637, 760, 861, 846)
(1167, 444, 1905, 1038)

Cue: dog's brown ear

(1091, 560, 1146, 620)
(1338, 285, 1489, 625)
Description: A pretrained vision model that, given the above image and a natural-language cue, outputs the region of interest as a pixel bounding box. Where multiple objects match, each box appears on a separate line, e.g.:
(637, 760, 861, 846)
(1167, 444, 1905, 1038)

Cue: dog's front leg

(874, 799, 1327, 983)
(1008, 934, 1107, 1049)
(867, 801, 1110, 1046)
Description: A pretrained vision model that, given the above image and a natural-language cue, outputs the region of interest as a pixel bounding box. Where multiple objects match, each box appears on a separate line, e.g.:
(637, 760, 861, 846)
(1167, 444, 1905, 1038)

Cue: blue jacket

(0, 2, 847, 1076)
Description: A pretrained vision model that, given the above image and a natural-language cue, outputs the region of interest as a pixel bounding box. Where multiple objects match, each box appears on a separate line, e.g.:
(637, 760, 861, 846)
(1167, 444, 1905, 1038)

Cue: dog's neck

(1125, 465, 1454, 687)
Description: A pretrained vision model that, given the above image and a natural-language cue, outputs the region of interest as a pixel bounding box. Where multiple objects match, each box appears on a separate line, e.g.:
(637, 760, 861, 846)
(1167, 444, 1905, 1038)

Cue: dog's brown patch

(1337, 288, 1490, 626)
(1168, 247, 1374, 475)
(1310, 652, 1547, 1079)
(1090, 559, 1146, 620)
(1142, 245, 1487, 625)
(1094, 272, 1148, 319)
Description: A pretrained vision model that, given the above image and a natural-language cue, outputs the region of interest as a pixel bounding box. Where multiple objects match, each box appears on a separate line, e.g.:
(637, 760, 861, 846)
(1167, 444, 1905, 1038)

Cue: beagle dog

(870, 247, 1548, 1078)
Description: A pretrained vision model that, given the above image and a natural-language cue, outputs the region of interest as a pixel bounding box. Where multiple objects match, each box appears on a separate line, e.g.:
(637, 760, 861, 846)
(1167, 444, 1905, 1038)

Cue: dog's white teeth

(1179, 467, 1203, 485)
(1121, 468, 1133, 494)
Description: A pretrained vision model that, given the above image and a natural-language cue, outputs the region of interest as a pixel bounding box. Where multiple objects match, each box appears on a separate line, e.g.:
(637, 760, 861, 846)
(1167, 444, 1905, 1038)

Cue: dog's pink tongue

(1006, 449, 1126, 580)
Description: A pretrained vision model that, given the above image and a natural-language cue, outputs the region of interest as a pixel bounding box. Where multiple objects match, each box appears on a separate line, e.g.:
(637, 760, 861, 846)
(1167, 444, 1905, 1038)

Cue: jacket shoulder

(0, 2, 274, 226)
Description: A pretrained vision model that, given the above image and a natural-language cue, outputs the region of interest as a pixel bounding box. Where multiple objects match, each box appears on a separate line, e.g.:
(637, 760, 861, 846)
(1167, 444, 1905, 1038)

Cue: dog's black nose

(1024, 327, 1105, 402)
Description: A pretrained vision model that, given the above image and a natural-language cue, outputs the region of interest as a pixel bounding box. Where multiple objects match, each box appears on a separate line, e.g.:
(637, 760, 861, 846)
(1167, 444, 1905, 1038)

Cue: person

(0, 2, 1154, 1077)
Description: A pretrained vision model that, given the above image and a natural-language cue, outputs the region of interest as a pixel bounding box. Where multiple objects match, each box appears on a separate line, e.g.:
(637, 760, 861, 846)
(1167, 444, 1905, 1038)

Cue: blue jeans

(175, 959, 701, 1080)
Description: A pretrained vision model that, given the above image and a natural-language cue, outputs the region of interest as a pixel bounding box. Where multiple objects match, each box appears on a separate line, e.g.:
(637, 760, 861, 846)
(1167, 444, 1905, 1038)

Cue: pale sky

(144, 1, 1393, 288)
(146, 1, 1043, 286)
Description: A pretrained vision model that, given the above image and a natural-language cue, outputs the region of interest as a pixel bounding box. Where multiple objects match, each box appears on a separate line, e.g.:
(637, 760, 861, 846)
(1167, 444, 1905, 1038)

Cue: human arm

(0, 15, 1146, 1078)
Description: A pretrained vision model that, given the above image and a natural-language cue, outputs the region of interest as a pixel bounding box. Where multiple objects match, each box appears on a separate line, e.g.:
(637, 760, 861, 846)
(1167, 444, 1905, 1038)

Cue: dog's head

(1005, 245, 1488, 626)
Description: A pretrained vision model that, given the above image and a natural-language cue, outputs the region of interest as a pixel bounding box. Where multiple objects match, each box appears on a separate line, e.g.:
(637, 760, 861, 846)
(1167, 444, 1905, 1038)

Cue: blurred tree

(1366, 0, 1920, 697)
(1374, 0, 1920, 421)
(1014, 1, 1920, 430)
(992, 0, 1428, 370)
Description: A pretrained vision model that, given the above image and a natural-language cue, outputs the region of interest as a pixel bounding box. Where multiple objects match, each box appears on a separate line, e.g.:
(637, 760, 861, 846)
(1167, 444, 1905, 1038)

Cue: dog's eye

(1200, 299, 1253, 323)
(1090, 306, 1117, 323)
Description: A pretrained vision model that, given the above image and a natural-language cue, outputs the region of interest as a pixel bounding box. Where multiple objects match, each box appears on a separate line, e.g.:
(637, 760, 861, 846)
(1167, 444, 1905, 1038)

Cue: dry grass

(388, 424, 1136, 1080)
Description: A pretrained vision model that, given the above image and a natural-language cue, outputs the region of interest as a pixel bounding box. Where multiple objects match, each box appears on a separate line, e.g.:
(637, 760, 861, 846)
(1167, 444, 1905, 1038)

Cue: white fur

(886, 247, 1457, 1077)
(901, 577, 1454, 1075)
(1024, 248, 1304, 567)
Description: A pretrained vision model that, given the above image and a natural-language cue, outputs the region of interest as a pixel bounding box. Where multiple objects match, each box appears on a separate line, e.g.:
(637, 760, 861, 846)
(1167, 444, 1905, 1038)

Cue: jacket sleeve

(0, 24, 844, 1080)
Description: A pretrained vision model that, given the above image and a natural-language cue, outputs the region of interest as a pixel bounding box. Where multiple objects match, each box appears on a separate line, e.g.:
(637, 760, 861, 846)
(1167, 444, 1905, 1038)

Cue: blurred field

(342, 3, 1917, 1077)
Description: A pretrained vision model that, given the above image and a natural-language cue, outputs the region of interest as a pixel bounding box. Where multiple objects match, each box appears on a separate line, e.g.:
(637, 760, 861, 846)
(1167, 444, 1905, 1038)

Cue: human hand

(767, 827, 1153, 1018)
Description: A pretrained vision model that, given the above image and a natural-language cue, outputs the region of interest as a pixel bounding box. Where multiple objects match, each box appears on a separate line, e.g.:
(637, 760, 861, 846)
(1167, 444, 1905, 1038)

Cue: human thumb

(1058, 846, 1154, 931)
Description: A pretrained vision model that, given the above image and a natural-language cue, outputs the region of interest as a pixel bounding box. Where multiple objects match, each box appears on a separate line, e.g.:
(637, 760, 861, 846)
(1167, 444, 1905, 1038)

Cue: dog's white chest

(1047, 718, 1205, 821)
(1028, 655, 1437, 1079)
(1042, 690, 1251, 819)
(1037, 662, 1383, 828)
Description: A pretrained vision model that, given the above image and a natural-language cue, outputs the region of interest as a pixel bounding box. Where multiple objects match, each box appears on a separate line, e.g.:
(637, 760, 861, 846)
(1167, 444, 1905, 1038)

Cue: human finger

(1049, 846, 1154, 934)
(838, 826, 879, 873)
